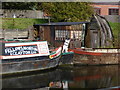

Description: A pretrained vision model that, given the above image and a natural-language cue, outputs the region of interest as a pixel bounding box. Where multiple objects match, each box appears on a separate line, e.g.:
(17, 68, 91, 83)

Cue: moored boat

(68, 14, 120, 65)
(70, 48, 120, 65)
(0, 40, 62, 75)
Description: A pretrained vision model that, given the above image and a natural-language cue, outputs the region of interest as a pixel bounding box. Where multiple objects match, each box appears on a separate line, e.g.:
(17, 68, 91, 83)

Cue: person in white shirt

(62, 38, 70, 53)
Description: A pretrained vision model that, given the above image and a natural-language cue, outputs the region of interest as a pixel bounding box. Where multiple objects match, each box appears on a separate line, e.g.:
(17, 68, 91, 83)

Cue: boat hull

(0, 41, 63, 75)
(72, 48, 120, 65)
(1, 57, 60, 75)
(59, 52, 74, 65)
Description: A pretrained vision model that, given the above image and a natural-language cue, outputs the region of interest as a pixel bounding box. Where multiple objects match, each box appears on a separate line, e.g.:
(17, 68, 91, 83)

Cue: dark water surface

(2, 65, 120, 89)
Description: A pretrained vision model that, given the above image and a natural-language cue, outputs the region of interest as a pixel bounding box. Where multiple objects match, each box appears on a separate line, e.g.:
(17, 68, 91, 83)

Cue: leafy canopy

(2, 2, 94, 22)
(40, 2, 94, 22)
(2, 2, 38, 10)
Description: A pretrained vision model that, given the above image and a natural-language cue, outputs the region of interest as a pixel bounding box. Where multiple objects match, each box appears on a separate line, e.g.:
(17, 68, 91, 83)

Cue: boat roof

(34, 21, 89, 26)
(0, 39, 43, 43)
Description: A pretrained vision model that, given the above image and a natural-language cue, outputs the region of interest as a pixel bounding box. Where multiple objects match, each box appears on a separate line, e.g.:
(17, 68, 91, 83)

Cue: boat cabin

(33, 14, 114, 48)
(33, 22, 90, 48)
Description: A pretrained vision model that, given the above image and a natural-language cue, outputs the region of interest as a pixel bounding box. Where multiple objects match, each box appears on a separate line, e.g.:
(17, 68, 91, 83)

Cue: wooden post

(0, 42, 5, 55)
(3, 29, 5, 39)
(48, 16, 51, 24)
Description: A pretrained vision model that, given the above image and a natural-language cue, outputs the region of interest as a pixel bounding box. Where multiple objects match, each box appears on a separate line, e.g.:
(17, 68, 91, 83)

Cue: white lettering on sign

(4, 41, 50, 59)
(5, 45, 39, 56)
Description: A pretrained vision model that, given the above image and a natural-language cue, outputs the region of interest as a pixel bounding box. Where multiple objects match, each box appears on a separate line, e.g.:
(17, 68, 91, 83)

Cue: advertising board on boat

(3, 41, 50, 59)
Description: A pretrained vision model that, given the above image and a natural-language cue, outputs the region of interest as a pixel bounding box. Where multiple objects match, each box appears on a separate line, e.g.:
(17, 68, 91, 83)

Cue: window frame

(109, 8, 119, 15)
(94, 7, 101, 15)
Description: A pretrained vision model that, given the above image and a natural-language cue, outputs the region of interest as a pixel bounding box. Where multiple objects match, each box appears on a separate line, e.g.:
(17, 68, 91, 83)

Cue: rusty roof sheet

(34, 21, 89, 26)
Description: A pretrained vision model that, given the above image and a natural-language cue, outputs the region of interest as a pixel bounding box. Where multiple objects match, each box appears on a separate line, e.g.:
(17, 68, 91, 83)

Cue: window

(55, 30, 70, 40)
(109, 8, 119, 15)
(55, 24, 83, 41)
(55, 30, 82, 40)
(70, 31, 82, 40)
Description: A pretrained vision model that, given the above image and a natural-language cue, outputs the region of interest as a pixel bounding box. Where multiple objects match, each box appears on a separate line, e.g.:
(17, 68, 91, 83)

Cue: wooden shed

(33, 22, 90, 48)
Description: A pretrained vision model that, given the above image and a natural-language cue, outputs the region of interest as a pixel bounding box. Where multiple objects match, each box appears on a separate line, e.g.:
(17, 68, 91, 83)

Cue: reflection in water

(2, 65, 120, 89)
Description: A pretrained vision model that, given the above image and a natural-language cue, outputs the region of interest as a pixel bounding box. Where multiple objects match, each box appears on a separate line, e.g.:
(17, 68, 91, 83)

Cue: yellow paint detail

(49, 55, 53, 59)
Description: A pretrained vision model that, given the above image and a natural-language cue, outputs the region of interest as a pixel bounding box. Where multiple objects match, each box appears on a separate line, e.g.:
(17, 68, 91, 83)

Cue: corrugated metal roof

(34, 21, 89, 26)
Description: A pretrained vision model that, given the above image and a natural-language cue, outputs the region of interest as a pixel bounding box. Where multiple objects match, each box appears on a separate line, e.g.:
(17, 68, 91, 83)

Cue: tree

(40, 2, 94, 22)
(2, 2, 38, 10)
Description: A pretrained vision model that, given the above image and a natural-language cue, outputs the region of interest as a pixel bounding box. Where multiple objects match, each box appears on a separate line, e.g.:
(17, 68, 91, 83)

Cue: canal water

(2, 65, 120, 89)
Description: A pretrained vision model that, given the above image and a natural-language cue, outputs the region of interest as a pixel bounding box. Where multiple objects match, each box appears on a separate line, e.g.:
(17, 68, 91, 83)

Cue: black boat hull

(1, 56, 60, 75)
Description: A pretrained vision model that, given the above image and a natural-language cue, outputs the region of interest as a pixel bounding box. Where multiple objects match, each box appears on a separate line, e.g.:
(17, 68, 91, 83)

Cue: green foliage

(2, 2, 94, 22)
(40, 2, 94, 22)
(2, 2, 38, 10)
(109, 22, 120, 47)
(1, 18, 47, 29)
(109, 22, 120, 38)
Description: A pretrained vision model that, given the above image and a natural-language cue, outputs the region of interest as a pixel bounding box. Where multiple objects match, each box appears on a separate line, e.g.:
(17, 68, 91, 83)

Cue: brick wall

(91, 3, 120, 22)
(92, 4, 120, 15)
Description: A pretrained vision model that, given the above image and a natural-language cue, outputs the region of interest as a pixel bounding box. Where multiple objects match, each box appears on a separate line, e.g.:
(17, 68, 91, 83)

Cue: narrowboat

(0, 40, 62, 75)
(33, 14, 119, 65)
(68, 14, 120, 65)
(71, 48, 120, 65)
(0, 38, 74, 75)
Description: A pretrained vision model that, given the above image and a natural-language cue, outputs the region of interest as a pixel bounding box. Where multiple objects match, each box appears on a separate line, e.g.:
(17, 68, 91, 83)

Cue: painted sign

(5, 45, 39, 56)
(3, 41, 50, 59)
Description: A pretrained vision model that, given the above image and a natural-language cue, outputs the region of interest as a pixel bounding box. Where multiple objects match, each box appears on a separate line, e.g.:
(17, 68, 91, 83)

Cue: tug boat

(0, 40, 62, 75)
